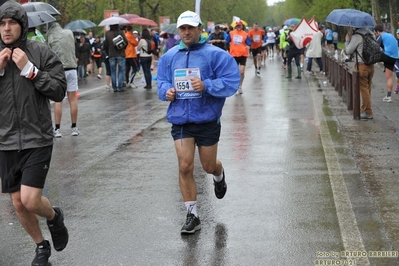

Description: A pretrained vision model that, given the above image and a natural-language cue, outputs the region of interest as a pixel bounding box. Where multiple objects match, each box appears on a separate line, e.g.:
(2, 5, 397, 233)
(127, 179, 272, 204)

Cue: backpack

(143, 39, 156, 54)
(355, 32, 382, 65)
(112, 31, 127, 50)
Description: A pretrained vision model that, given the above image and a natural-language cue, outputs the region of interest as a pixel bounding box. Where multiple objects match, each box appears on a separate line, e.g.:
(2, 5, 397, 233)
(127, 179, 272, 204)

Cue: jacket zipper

(185, 50, 191, 123)
(11, 63, 23, 151)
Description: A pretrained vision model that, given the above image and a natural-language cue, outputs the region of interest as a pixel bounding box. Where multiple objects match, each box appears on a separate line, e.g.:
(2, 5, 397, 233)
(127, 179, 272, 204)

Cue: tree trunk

(389, 0, 397, 34)
(372, 0, 381, 25)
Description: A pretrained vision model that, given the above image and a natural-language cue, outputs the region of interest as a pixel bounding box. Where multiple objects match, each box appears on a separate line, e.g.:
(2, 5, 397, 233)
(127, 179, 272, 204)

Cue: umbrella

(98, 17, 130, 27)
(325, 9, 376, 27)
(128, 17, 158, 27)
(72, 29, 87, 35)
(119, 14, 140, 21)
(161, 23, 178, 35)
(230, 20, 248, 27)
(27, 11, 56, 28)
(284, 18, 300, 26)
(64, 20, 96, 30)
(22, 2, 60, 16)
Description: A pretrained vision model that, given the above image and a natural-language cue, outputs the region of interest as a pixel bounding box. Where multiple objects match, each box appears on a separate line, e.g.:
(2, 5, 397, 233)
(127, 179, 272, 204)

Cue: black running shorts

(234, 56, 247, 66)
(171, 119, 221, 147)
(382, 54, 397, 72)
(0, 146, 53, 193)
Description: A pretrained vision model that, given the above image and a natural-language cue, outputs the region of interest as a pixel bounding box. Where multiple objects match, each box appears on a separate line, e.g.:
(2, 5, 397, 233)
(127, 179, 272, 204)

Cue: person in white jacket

(305, 25, 324, 75)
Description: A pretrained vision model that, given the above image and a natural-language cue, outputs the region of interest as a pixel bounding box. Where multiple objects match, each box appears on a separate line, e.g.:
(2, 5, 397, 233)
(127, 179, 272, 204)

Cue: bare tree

(389, 0, 397, 34)
(371, 0, 380, 24)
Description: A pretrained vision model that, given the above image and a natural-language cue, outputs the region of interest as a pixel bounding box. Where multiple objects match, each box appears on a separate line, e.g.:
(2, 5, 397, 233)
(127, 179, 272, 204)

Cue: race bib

(253, 35, 261, 42)
(233, 35, 243, 45)
(174, 68, 202, 99)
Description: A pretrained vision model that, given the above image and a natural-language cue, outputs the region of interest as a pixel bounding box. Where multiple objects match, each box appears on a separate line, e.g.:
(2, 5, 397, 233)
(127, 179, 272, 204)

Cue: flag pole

(195, 0, 201, 17)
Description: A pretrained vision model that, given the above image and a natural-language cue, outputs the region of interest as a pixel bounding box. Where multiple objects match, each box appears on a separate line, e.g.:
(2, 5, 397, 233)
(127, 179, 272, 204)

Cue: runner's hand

(166, 88, 176, 101)
(190, 77, 204, 92)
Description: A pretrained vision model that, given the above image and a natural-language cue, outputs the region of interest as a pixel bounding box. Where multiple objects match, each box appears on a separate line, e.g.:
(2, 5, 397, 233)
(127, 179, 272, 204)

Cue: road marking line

(309, 80, 370, 265)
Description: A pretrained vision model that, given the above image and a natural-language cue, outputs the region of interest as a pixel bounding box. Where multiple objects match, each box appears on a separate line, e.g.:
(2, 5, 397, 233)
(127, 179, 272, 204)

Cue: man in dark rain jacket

(0, 2, 68, 266)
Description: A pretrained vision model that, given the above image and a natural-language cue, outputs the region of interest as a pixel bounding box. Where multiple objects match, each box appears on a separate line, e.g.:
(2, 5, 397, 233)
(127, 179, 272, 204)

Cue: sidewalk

(308, 61, 399, 253)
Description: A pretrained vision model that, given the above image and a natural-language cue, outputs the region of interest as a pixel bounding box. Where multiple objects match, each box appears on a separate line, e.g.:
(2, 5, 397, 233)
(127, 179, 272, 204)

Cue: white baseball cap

(176, 10, 202, 28)
(283, 25, 288, 30)
(133, 30, 138, 34)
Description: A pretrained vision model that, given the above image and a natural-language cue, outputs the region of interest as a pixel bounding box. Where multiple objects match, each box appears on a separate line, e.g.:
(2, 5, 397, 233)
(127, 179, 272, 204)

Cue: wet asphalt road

(1, 56, 398, 266)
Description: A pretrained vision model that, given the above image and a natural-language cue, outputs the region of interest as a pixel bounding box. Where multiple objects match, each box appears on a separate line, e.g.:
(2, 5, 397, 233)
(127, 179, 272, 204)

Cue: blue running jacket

(157, 35, 240, 125)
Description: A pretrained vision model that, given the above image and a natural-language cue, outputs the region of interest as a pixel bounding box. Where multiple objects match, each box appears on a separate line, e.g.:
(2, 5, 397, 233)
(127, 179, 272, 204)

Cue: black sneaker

(31, 240, 51, 266)
(214, 171, 227, 199)
(47, 207, 69, 251)
(181, 212, 201, 234)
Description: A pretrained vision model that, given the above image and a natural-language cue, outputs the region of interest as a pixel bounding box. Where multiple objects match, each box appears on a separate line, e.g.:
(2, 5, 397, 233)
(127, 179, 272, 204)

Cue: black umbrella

(22, 2, 61, 16)
(27, 11, 56, 28)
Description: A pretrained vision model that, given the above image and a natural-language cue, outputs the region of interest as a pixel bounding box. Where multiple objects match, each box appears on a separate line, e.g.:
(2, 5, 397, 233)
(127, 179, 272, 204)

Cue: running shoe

(214, 171, 227, 199)
(97, 74, 102, 79)
(31, 240, 51, 266)
(395, 87, 399, 94)
(71, 127, 80, 136)
(53, 129, 62, 138)
(181, 212, 201, 234)
(383, 96, 392, 103)
(47, 207, 69, 252)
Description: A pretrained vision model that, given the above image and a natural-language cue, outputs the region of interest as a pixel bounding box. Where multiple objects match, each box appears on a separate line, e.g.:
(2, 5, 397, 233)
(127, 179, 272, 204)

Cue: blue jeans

(140, 56, 152, 87)
(109, 56, 126, 90)
(306, 57, 323, 72)
(78, 65, 87, 79)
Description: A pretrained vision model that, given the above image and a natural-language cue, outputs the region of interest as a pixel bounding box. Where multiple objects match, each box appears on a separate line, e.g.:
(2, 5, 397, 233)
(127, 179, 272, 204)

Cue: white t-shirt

(135, 37, 140, 55)
(266, 32, 276, 44)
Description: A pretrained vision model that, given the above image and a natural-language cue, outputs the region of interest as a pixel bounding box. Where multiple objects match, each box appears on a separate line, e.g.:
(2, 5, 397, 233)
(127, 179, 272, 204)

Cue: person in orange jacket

(247, 22, 265, 76)
(225, 21, 252, 94)
(123, 25, 139, 88)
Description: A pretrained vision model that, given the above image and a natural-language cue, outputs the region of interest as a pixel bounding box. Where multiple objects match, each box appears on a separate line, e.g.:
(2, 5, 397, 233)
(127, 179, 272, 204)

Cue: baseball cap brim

(177, 21, 200, 28)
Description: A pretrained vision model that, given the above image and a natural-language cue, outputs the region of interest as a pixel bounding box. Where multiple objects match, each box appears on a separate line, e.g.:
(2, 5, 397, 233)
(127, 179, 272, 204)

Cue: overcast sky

(267, 0, 283, 6)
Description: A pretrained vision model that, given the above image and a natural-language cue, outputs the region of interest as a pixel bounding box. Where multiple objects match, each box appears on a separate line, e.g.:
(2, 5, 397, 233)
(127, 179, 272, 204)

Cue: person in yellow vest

(225, 20, 252, 94)
(279, 25, 290, 69)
